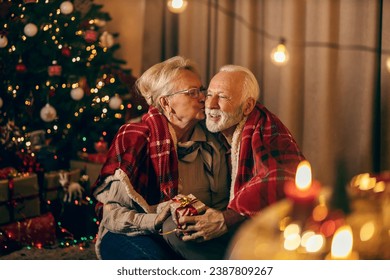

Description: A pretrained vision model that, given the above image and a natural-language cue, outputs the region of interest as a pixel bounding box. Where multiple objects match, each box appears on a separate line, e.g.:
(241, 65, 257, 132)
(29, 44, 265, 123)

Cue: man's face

(205, 71, 246, 137)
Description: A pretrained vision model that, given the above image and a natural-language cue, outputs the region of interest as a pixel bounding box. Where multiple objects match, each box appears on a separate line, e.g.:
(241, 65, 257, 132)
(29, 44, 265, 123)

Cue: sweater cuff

(222, 209, 247, 229)
(138, 213, 158, 231)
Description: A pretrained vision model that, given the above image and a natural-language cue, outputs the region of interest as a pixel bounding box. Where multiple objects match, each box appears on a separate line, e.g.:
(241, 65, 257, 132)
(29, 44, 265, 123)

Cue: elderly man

(163, 65, 305, 259)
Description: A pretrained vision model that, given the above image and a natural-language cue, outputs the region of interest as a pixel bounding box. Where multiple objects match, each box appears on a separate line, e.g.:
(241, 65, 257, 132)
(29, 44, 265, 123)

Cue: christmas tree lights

(0, 0, 145, 171)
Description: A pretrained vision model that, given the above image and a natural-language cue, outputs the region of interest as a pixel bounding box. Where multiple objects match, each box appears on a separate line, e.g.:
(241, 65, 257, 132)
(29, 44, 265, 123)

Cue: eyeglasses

(166, 87, 207, 99)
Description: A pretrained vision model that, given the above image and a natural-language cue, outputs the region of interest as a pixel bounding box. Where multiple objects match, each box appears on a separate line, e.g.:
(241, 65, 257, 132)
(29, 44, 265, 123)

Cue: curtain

(142, 0, 389, 187)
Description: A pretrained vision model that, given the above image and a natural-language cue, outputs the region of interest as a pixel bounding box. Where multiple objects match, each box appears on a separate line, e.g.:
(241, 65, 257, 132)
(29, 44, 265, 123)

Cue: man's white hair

(219, 65, 260, 102)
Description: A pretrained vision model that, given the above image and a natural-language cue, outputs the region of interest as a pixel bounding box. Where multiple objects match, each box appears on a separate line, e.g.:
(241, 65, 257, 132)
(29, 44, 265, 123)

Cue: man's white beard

(205, 106, 244, 133)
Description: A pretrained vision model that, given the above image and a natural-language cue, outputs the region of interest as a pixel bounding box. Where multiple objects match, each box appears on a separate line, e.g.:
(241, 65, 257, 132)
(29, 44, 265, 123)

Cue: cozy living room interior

(0, 0, 389, 260)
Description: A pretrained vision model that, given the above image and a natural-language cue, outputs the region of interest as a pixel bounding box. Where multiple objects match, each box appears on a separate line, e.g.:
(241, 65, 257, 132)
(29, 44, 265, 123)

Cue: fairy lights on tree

(0, 0, 145, 170)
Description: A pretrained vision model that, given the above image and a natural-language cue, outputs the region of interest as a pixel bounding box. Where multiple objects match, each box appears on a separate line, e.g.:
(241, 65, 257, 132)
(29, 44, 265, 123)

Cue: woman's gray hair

(136, 56, 201, 111)
(218, 65, 260, 102)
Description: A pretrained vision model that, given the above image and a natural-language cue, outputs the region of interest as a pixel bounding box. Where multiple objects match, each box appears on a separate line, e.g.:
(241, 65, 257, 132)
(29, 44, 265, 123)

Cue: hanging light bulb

(167, 0, 188, 14)
(271, 38, 289, 66)
(386, 56, 390, 73)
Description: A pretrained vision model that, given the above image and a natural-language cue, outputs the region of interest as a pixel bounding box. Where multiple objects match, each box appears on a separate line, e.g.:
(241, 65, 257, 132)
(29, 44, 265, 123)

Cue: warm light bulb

(271, 42, 289, 66)
(386, 56, 390, 73)
(295, 160, 312, 191)
(167, 0, 188, 13)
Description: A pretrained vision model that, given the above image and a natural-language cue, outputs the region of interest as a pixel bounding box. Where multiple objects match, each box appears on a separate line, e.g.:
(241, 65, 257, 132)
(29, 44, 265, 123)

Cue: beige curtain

(142, 0, 389, 187)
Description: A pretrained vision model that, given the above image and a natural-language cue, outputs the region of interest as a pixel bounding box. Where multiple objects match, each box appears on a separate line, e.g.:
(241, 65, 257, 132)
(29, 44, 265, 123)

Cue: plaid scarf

(228, 103, 305, 216)
(93, 106, 178, 205)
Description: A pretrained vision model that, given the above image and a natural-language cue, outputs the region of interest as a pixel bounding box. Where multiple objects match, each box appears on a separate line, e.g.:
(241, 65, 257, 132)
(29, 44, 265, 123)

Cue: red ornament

(94, 138, 108, 153)
(84, 30, 98, 43)
(48, 61, 62, 76)
(49, 88, 56, 97)
(16, 62, 27, 73)
(103, 74, 113, 84)
(79, 76, 90, 95)
(24, 0, 37, 3)
(61, 46, 71, 57)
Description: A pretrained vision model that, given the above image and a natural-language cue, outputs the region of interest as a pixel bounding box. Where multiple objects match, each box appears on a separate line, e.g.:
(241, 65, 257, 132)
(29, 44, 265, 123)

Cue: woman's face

(164, 70, 205, 129)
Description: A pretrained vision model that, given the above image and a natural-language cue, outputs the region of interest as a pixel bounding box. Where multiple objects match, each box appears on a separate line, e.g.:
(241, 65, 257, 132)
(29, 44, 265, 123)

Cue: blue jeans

(162, 217, 235, 260)
(100, 231, 183, 260)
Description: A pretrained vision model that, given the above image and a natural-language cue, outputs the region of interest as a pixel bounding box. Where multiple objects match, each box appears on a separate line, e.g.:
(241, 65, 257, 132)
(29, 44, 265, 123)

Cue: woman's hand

(154, 202, 172, 231)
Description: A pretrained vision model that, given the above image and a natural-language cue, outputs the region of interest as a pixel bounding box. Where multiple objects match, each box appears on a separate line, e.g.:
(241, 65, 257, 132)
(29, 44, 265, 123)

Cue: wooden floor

(0, 241, 97, 260)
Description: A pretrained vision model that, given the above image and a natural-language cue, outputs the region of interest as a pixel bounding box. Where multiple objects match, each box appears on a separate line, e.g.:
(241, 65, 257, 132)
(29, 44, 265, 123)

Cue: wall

(94, 0, 145, 77)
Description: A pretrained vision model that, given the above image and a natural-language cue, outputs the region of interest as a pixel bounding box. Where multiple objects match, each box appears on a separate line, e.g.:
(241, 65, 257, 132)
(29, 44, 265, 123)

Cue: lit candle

(284, 160, 321, 204)
(325, 225, 359, 260)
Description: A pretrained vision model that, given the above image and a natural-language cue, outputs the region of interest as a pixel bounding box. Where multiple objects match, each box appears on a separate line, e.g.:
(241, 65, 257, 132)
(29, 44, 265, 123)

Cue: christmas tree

(0, 0, 147, 171)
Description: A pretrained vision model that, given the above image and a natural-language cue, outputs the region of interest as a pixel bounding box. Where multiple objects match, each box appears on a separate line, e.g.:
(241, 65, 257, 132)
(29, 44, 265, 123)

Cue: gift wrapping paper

(0, 212, 56, 247)
(170, 194, 207, 228)
(0, 173, 41, 225)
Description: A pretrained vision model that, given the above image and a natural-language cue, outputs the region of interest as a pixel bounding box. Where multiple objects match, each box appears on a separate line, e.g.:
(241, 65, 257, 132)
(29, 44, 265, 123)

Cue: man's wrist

(222, 209, 247, 229)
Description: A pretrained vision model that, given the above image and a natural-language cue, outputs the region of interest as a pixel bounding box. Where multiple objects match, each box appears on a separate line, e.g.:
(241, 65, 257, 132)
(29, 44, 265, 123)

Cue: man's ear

(243, 97, 256, 116)
(159, 96, 171, 114)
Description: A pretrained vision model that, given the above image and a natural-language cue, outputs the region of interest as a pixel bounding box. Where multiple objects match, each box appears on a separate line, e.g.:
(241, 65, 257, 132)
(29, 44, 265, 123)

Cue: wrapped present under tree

(0, 212, 56, 248)
(0, 171, 41, 225)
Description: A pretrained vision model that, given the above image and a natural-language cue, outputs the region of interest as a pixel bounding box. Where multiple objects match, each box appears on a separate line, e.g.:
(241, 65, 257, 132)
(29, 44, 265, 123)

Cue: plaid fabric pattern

(93, 106, 178, 205)
(228, 103, 305, 216)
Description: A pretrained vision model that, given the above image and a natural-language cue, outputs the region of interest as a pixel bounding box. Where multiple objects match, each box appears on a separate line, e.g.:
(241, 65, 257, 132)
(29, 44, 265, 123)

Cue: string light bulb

(271, 38, 289, 66)
(386, 56, 390, 73)
(167, 0, 188, 14)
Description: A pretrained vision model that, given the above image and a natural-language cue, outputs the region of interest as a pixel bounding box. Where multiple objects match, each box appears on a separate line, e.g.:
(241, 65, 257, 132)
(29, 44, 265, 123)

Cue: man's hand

(179, 208, 228, 242)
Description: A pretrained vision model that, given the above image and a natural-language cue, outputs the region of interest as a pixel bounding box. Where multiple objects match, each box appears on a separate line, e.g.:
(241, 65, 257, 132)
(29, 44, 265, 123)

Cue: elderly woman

(92, 56, 229, 260)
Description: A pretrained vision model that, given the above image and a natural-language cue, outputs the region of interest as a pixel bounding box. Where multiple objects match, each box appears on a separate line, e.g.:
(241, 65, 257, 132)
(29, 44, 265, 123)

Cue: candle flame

(295, 160, 312, 191)
(331, 225, 353, 259)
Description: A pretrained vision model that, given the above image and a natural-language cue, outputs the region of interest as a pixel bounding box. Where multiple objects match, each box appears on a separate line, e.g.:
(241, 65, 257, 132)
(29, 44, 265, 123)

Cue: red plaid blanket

(93, 106, 178, 205)
(228, 103, 305, 216)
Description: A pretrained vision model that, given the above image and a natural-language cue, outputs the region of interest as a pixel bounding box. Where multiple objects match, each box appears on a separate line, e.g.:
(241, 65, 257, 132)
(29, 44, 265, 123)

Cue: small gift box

(0, 212, 56, 247)
(170, 194, 207, 228)
(0, 173, 41, 225)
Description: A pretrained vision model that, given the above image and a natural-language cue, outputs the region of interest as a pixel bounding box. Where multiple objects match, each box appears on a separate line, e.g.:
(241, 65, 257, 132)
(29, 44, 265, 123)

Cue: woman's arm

(98, 180, 159, 234)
